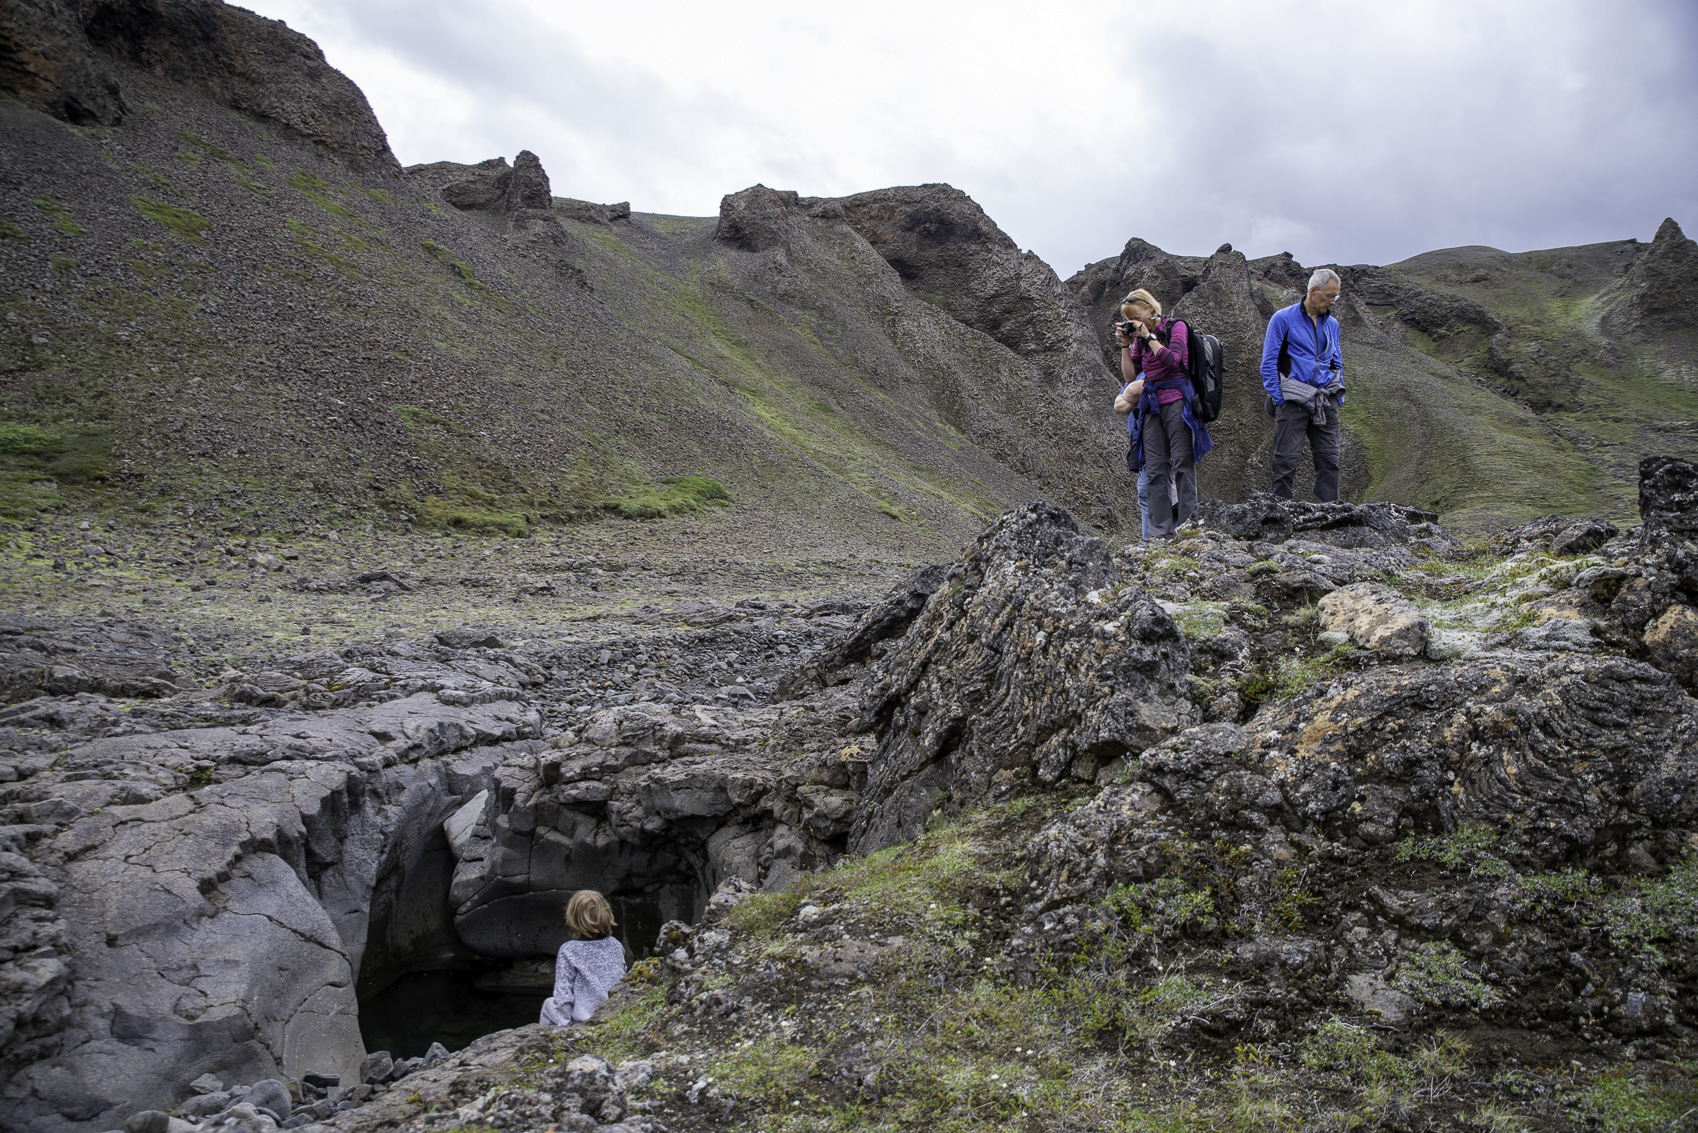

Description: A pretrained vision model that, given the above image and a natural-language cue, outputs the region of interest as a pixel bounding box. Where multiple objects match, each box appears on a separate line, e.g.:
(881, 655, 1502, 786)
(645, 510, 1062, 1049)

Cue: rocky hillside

(5, 0, 1696, 556)
(0, 0, 1137, 559)
(4, 457, 1698, 1133)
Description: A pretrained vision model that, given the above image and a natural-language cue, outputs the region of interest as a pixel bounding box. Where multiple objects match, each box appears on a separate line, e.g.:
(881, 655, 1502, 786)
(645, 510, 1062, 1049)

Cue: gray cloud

(245, 0, 1697, 271)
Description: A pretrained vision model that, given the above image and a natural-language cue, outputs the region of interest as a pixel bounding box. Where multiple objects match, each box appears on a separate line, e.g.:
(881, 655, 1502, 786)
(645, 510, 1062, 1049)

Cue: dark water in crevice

(358, 967, 548, 1058)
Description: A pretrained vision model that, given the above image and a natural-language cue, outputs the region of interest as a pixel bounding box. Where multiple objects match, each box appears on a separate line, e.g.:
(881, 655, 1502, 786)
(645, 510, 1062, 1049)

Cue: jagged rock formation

(405, 151, 553, 217)
(698, 182, 1131, 530)
(1606, 455, 1698, 691)
(834, 185, 1092, 361)
(850, 501, 1195, 851)
(1602, 217, 1698, 338)
(772, 562, 947, 699)
(0, 0, 395, 165)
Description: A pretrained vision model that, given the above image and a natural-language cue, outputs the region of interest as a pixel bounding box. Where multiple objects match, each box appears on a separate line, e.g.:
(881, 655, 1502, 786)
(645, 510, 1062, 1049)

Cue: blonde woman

(1113, 288, 1213, 538)
(538, 890, 627, 1026)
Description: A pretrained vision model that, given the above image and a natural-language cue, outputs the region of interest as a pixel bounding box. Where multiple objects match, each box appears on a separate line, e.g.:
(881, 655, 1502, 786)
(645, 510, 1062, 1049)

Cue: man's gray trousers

(1271, 401, 1340, 502)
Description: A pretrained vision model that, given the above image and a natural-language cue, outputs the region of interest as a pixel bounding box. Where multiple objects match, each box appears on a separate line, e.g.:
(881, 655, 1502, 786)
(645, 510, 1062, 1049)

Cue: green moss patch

(412, 497, 532, 537)
(421, 240, 490, 293)
(1579, 1063, 1698, 1132)
(33, 196, 84, 235)
(175, 131, 239, 165)
(0, 422, 112, 518)
(132, 196, 209, 243)
(287, 171, 357, 220)
(602, 476, 731, 520)
(1392, 941, 1502, 1010)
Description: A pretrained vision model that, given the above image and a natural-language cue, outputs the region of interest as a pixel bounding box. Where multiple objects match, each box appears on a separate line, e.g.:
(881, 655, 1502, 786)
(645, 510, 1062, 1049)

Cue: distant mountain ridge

(1, 0, 1694, 547)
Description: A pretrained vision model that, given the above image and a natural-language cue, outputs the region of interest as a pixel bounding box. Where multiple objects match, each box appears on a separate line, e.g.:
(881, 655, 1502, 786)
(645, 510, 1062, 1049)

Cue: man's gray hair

(1308, 267, 1341, 292)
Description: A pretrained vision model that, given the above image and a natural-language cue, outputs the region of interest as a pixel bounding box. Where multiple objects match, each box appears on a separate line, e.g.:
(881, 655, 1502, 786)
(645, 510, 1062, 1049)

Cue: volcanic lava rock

(851, 500, 1196, 853)
(1191, 494, 1456, 550)
(774, 563, 948, 700)
(0, 616, 187, 702)
(505, 149, 552, 211)
(714, 184, 806, 254)
(0, 690, 540, 1133)
(835, 183, 1086, 359)
(1602, 456, 1698, 690)
(444, 695, 864, 960)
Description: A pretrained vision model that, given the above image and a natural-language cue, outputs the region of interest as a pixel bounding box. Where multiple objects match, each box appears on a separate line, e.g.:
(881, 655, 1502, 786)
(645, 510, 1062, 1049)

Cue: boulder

(714, 184, 805, 254)
(435, 627, 505, 650)
(1193, 495, 1454, 550)
(243, 1080, 291, 1119)
(1492, 513, 1622, 556)
(1317, 583, 1430, 656)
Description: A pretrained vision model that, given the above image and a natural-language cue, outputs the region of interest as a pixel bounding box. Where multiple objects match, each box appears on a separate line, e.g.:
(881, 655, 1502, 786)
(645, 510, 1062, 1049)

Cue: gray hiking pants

(1143, 399, 1196, 537)
(1271, 401, 1340, 502)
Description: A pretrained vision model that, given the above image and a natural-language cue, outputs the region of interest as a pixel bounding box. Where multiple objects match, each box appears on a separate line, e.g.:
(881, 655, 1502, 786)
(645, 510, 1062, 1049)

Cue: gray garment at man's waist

(1280, 376, 1343, 424)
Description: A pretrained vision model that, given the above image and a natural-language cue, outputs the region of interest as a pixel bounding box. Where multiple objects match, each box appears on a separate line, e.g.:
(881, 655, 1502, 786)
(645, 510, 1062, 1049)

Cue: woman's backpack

(1157, 319, 1225, 423)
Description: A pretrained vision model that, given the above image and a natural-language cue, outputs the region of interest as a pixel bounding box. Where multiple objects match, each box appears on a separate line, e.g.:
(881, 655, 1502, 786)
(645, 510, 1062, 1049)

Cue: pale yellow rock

(1317, 583, 1430, 657)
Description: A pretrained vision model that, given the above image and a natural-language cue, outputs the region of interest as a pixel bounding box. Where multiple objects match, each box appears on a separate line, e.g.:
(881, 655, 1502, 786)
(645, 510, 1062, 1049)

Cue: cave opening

(349, 807, 710, 1058)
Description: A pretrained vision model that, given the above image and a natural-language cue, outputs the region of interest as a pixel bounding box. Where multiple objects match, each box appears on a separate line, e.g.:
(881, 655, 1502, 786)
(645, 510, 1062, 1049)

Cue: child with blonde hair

(538, 890, 627, 1026)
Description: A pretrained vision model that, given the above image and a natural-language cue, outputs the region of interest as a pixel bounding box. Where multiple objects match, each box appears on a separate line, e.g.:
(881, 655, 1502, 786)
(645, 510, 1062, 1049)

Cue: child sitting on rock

(539, 889, 627, 1026)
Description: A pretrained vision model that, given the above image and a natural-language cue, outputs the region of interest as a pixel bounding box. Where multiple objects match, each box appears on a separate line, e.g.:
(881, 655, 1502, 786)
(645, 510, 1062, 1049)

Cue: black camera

(1115, 318, 1138, 337)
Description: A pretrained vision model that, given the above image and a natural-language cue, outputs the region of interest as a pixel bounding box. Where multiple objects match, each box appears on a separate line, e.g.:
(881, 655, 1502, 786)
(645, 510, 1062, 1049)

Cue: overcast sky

(243, 0, 1697, 274)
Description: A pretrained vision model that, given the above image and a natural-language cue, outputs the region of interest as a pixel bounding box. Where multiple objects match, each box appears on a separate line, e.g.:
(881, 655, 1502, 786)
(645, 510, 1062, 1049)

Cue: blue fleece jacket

(1260, 301, 1342, 403)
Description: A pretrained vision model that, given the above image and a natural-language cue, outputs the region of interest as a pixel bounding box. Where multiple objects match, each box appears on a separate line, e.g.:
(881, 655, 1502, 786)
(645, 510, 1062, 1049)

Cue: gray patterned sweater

(538, 936, 627, 1025)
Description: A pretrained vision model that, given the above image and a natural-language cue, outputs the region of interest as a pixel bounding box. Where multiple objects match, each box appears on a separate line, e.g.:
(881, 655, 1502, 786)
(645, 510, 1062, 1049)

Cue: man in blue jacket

(1259, 268, 1344, 501)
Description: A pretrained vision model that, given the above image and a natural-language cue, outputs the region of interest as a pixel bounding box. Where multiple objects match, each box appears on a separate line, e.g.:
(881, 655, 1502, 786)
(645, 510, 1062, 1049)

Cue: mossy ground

(549, 800, 1698, 1132)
